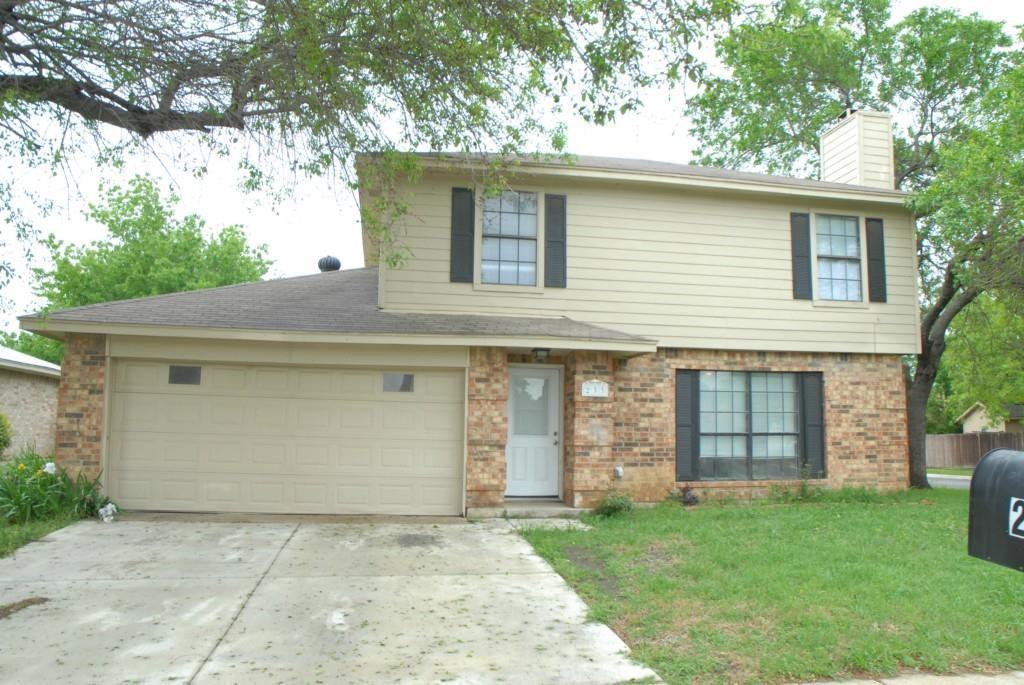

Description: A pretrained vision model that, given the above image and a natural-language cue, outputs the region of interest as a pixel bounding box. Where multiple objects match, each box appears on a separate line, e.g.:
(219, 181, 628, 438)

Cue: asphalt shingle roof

(24, 267, 648, 343)
(415, 153, 906, 197)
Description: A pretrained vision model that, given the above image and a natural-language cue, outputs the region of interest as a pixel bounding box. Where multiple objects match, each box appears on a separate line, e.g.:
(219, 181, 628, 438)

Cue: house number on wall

(581, 379, 609, 398)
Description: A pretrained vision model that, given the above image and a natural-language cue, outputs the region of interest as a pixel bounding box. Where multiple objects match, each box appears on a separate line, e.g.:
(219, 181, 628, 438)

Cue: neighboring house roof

(957, 402, 1024, 424)
(411, 152, 908, 204)
(0, 345, 61, 379)
(20, 267, 655, 352)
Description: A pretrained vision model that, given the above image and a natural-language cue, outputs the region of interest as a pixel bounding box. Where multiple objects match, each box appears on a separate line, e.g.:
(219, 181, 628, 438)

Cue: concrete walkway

(0, 518, 657, 684)
(928, 473, 972, 490)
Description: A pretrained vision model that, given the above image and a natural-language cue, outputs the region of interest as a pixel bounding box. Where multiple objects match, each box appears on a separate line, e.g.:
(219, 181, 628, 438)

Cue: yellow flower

(17, 463, 26, 471)
(35, 469, 43, 477)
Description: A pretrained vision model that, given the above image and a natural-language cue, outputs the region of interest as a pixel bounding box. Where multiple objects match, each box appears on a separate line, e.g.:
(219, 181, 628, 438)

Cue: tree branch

(0, 73, 244, 135)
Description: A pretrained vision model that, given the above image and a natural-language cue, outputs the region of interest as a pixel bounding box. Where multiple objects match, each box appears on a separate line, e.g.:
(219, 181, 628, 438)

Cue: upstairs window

(816, 214, 862, 301)
(481, 190, 537, 286)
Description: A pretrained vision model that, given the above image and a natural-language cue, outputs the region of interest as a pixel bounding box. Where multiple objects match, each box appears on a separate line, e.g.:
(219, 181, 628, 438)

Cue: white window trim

(472, 185, 546, 293)
(808, 210, 870, 309)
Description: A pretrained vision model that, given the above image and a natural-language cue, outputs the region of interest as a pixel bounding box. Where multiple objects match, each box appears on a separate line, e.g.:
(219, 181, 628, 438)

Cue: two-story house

(22, 110, 915, 516)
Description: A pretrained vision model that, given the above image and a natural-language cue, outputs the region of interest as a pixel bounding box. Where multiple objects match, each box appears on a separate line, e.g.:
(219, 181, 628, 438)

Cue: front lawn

(0, 517, 72, 557)
(929, 468, 974, 477)
(521, 489, 1023, 685)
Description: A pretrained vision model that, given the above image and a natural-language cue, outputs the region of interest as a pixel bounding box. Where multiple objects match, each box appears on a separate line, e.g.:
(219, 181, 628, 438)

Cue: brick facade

(54, 334, 107, 479)
(465, 347, 509, 506)
(0, 368, 58, 459)
(467, 346, 909, 508)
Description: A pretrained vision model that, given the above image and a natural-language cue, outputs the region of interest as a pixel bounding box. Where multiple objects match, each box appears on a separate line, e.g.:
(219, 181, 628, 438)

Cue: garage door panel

(108, 360, 464, 515)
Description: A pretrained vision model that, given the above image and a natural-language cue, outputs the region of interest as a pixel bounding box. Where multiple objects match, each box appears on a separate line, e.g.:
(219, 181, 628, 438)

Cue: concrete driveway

(0, 517, 657, 684)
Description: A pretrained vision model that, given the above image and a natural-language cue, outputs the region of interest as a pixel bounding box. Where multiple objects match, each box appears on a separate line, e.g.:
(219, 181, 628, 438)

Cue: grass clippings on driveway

(0, 517, 72, 558)
(521, 489, 1023, 685)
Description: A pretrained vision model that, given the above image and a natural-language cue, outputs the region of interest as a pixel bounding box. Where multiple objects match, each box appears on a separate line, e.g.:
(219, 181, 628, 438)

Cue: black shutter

(791, 212, 813, 300)
(801, 373, 825, 478)
(544, 194, 567, 288)
(675, 370, 700, 481)
(450, 188, 474, 283)
(866, 218, 887, 302)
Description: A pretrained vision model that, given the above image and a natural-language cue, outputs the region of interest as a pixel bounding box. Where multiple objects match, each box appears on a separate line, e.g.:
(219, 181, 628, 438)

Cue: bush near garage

(0, 451, 111, 524)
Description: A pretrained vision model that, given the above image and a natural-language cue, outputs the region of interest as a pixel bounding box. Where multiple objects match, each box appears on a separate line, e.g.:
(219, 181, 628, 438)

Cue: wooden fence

(926, 432, 1024, 468)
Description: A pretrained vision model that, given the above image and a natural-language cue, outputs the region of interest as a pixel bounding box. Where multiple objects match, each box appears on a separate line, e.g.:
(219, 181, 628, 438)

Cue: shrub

(0, 412, 12, 455)
(593, 491, 635, 517)
(0, 451, 111, 524)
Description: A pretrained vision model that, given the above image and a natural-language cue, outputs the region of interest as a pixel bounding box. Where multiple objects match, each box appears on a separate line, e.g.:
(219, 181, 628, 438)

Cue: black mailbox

(968, 448, 1024, 571)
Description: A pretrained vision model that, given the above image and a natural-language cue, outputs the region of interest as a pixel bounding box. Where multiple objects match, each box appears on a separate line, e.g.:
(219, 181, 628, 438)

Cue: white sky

(1, 0, 1021, 330)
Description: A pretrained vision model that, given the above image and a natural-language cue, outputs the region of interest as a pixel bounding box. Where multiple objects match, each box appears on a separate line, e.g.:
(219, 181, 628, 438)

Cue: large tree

(685, 0, 1021, 487)
(3, 175, 270, 362)
(0, 0, 736, 281)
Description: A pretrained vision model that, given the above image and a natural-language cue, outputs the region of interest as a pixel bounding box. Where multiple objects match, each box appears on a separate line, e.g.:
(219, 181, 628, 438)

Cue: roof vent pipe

(318, 256, 341, 272)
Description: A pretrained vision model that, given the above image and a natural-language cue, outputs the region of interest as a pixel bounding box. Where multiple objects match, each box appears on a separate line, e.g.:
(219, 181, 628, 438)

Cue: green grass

(928, 468, 974, 477)
(0, 517, 73, 557)
(521, 489, 1023, 685)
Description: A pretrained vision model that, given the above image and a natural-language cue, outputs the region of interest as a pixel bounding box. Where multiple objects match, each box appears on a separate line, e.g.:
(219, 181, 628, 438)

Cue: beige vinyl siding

(821, 120, 861, 186)
(859, 113, 896, 189)
(374, 172, 919, 354)
(821, 111, 895, 189)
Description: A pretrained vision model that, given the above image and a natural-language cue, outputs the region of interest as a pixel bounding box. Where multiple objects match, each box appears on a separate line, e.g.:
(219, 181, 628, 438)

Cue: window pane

(169, 365, 201, 385)
(732, 413, 748, 432)
(819, 279, 833, 299)
(752, 436, 766, 457)
(700, 390, 714, 409)
(701, 412, 716, 432)
(481, 261, 499, 283)
(834, 280, 848, 300)
(519, 240, 536, 262)
(518, 192, 537, 214)
(511, 375, 549, 435)
(500, 191, 518, 213)
(519, 213, 537, 237)
(717, 436, 733, 456)
(483, 211, 500, 235)
(716, 412, 732, 431)
(518, 262, 536, 286)
(499, 262, 518, 284)
(849, 280, 862, 300)
(732, 392, 746, 411)
(733, 436, 747, 456)
(752, 413, 767, 432)
(781, 374, 796, 392)
(751, 393, 766, 412)
(499, 238, 518, 261)
(700, 372, 716, 391)
(383, 373, 414, 392)
(482, 237, 500, 260)
(484, 196, 500, 212)
(768, 413, 784, 432)
(500, 212, 518, 235)
(716, 393, 732, 411)
(700, 436, 715, 456)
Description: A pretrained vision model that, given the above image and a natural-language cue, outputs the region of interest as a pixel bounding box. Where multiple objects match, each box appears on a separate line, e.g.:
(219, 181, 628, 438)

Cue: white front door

(505, 366, 560, 497)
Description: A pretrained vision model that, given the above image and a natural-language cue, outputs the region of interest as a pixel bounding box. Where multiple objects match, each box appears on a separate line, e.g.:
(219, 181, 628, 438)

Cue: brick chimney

(820, 110, 895, 190)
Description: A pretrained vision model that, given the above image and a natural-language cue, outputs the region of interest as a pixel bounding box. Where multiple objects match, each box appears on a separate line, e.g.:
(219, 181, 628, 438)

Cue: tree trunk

(907, 358, 937, 489)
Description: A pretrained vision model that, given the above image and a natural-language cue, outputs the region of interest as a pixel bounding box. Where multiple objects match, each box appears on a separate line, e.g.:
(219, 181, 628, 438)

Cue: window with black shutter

(676, 369, 825, 481)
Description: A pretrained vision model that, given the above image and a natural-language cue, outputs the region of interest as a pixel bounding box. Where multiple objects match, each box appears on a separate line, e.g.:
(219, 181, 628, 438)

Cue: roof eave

(415, 156, 909, 206)
(0, 358, 61, 379)
(20, 318, 658, 355)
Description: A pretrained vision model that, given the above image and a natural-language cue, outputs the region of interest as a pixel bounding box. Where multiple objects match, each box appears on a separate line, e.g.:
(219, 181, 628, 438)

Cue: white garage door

(107, 360, 464, 515)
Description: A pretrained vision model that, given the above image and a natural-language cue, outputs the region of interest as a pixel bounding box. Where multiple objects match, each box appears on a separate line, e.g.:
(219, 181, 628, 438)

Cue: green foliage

(0, 413, 11, 454)
(938, 295, 1024, 427)
(688, 0, 1010, 189)
(0, 452, 110, 524)
(0, 331, 63, 365)
(593, 491, 636, 517)
(33, 176, 271, 311)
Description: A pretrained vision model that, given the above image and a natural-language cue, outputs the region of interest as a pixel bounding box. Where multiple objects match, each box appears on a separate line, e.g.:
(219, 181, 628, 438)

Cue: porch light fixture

(531, 347, 551, 361)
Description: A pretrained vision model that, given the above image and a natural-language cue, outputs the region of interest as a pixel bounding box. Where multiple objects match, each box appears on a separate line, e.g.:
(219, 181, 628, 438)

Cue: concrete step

(466, 501, 588, 519)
